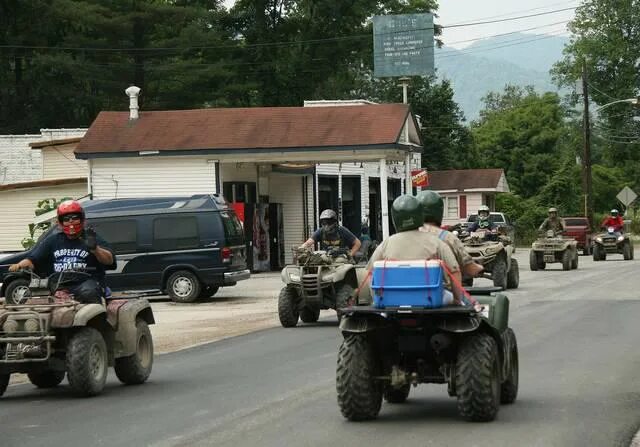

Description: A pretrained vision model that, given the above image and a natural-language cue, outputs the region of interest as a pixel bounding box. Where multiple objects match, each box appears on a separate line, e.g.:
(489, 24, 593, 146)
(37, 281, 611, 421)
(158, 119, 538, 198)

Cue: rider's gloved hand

(84, 227, 97, 250)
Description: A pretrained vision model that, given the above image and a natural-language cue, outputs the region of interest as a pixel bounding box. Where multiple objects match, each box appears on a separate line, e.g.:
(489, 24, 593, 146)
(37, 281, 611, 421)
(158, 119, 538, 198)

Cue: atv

(0, 271, 154, 398)
(278, 247, 358, 327)
(529, 230, 578, 271)
(592, 226, 634, 261)
(459, 228, 519, 290)
(336, 272, 518, 422)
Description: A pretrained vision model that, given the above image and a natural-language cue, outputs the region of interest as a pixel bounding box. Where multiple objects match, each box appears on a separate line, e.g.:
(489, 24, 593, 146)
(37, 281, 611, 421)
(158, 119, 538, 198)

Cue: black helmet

(416, 190, 444, 226)
(391, 195, 423, 232)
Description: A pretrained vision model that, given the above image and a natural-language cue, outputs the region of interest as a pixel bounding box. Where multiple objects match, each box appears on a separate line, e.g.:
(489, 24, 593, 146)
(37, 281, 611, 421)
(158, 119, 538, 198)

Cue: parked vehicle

(463, 212, 515, 242)
(278, 247, 358, 327)
(593, 226, 634, 261)
(529, 230, 578, 271)
(563, 217, 594, 255)
(0, 195, 249, 304)
(0, 271, 154, 397)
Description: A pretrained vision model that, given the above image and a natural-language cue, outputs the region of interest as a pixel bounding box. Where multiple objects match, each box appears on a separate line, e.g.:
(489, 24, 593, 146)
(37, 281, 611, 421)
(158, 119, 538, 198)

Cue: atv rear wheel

(500, 328, 519, 404)
(492, 256, 508, 289)
(278, 286, 299, 328)
(571, 250, 579, 269)
(623, 242, 632, 260)
(384, 384, 410, 404)
(562, 250, 572, 271)
(27, 370, 65, 388)
(336, 335, 382, 421)
(114, 319, 154, 385)
(506, 259, 519, 289)
(335, 283, 355, 321)
(455, 333, 501, 422)
(66, 327, 108, 396)
(199, 285, 219, 299)
(300, 306, 321, 323)
(583, 244, 591, 256)
(0, 374, 9, 397)
(529, 250, 538, 271)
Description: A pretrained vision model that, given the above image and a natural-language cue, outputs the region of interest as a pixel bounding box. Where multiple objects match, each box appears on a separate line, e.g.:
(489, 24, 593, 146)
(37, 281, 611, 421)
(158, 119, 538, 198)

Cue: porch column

(380, 158, 389, 239)
(405, 152, 412, 196)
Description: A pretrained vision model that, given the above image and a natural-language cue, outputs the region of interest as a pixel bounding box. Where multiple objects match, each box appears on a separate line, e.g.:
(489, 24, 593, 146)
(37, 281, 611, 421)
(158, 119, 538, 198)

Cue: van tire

(167, 270, 201, 303)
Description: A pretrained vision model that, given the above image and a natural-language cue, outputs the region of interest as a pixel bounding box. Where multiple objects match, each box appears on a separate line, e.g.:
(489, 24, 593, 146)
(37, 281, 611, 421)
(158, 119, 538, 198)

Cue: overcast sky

(222, 0, 576, 49)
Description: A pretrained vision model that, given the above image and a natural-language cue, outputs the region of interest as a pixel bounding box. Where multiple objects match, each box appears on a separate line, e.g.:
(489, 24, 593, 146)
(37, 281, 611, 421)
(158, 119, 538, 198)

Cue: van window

(92, 220, 137, 254)
(153, 216, 199, 251)
(220, 211, 244, 239)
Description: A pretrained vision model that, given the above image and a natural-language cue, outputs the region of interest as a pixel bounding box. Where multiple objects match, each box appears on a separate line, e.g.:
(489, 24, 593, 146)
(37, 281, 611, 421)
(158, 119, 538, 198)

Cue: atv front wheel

(278, 286, 299, 328)
(529, 250, 538, 271)
(561, 250, 572, 271)
(66, 327, 108, 396)
(492, 256, 508, 289)
(384, 384, 410, 403)
(500, 328, 519, 404)
(0, 374, 10, 397)
(114, 319, 154, 385)
(300, 306, 321, 323)
(4, 278, 31, 305)
(336, 335, 382, 421)
(506, 259, 519, 289)
(27, 370, 65, 388)
(455, 333, 501, 422)
(623, 242, 632, 260)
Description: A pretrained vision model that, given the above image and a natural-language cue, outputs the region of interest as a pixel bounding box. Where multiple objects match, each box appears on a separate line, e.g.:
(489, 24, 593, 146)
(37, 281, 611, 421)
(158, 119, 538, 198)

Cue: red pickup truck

(563, 217, 593, 255)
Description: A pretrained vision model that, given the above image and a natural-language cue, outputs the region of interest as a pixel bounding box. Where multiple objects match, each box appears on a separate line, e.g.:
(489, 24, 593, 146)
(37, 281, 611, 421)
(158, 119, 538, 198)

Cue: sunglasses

(61, 214, 82, 223)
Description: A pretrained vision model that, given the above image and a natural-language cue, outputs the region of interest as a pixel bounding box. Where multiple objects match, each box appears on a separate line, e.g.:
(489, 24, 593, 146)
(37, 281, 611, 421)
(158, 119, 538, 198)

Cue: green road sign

(373, 13, 435, 78)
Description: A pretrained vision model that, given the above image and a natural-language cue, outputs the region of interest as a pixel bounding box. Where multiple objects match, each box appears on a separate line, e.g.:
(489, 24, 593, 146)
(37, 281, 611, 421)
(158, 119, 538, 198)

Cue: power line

(444, 6, 575, 28)
(443, 0, 577, 23)
(442, 20, 568, 46)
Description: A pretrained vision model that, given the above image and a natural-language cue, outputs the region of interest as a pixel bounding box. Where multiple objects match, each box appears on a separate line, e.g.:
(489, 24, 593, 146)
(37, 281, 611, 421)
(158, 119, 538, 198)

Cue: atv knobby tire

(199, 285, 220, 299)
(384, 384, 410, 404)
(336, 335, 382, 421)
(300, 306, 321, 323)
(492, 256, 508, 289)
(27, 370, 65, 388)
(4, 278, 31, 305)
(593, 244, 606, 261)
(571, 251, 579, 269)
(455, 333, 501, 422)
(506, 259, 519, 289)
(335, 283, 355, 321)
(66, 327, 108, 396)
(0, 374, 10, 397)
(623, 242, 632, 261)
(500, 328, 519, 404)
(529, 250, 538, 271)
(114, 319, 154, 385)
(561, 249, 572, 271)
(278, 286, 299, 327)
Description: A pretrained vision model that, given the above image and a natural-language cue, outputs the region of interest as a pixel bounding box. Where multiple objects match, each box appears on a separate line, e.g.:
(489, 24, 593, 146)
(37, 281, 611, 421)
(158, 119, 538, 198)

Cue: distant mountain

(434, 33, 569, 121)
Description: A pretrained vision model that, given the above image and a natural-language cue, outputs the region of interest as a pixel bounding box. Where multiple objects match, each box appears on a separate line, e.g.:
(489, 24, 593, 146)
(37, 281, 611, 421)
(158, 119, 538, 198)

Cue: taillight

(222, 247, 233, 263)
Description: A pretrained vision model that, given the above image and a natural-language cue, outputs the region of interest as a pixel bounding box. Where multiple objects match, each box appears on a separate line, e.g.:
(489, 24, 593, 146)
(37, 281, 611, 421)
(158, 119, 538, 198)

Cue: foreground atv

(278, 248, 358, 327)
(593, 227, 634, 261)
(460, 229, 519, 290)
(0, 292, 154, 397)
(336, 293, 518, 422)
(529, 230, 578, 271)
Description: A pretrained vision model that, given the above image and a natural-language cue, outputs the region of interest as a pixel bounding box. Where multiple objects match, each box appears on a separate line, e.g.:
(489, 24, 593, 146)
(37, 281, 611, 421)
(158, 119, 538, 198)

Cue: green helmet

(391, 195, 423, 232)
(416, 190, 444, 226)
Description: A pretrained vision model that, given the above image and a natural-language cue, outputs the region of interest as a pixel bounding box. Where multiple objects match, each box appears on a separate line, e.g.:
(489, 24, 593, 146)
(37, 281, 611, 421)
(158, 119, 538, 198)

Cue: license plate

(544, 255, 555, 263)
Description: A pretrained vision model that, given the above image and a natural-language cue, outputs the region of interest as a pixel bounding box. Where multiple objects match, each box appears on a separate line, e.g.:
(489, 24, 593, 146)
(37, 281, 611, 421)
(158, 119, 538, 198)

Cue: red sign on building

(411, 169, 429, 187)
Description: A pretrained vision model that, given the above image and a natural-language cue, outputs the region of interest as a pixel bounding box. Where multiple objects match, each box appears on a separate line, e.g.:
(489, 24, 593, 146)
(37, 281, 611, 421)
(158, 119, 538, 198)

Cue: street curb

(630, 430, 640, 447)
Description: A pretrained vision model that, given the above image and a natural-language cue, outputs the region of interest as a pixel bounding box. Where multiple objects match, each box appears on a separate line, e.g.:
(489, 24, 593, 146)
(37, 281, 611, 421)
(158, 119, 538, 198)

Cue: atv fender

(281, 266, 301, 285)
(339, 313, 390, 335)
(113, 299, 155, 358)
(324, 264, 357, 287)
(73, 303, 107, 327)
(354, 265, 372, 305)
(476, 293, 509, 333)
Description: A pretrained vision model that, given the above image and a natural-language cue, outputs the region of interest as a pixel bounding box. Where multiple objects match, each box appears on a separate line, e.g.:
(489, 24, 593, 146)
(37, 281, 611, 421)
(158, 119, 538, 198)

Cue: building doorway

(341, 176, 361, 236)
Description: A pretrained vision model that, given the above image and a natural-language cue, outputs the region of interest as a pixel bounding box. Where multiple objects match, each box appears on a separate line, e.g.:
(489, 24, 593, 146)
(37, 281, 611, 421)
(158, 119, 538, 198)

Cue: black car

(0, 194, 249, 303)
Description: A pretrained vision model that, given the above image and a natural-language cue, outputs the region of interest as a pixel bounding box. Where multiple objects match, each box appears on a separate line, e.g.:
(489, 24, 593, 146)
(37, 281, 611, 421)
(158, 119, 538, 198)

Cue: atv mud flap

(339, 313, 390, 334)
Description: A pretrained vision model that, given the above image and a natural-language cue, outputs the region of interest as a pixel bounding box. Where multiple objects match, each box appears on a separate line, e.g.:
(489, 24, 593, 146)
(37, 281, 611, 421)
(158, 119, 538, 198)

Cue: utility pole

(582, 60, 594, 228)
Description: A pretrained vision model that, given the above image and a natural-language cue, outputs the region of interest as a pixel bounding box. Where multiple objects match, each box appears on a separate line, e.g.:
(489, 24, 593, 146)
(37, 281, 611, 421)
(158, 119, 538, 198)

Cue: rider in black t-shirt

(9, 200, 116, 303)
(301, 209, 362, 257)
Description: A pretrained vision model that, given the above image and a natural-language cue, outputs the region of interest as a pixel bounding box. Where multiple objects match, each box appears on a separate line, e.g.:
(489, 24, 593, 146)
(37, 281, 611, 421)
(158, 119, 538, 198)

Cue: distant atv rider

(538, 207, 566, 233)
(601, 208, 624, 232)
(468, 205, 495, 232)
(9, 200, 116, 304)
(301, 209, 362, 257)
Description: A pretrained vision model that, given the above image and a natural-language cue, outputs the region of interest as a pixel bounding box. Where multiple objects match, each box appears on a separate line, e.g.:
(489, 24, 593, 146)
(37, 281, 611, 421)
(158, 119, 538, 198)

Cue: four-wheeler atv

(593, 227, 634, 261)
(0, 272, 154, 398)
(336, 291, 518, 422)
(278, 248, 358, 327)
(459, 228, 519, 290)
(529, 230, 578, 271)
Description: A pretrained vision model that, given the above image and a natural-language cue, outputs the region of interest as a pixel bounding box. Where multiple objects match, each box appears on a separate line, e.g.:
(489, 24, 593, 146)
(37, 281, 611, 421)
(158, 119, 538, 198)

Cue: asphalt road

(2, 250, 640, 447)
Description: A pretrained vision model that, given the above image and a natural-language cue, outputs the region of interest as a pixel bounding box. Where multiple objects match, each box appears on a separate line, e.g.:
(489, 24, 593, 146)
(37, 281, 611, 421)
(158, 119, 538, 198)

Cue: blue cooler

(371, 260, 445, 309)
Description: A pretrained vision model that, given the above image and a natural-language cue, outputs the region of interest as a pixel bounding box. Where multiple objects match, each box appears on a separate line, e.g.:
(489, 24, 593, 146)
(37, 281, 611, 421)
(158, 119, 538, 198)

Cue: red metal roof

(428, 169, 505, 191)
(75, 104, 411, 156)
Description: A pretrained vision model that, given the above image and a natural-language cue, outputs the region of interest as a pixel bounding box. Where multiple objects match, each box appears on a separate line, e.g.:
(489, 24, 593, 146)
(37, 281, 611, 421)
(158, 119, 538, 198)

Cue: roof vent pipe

(125, 85, 141, 120)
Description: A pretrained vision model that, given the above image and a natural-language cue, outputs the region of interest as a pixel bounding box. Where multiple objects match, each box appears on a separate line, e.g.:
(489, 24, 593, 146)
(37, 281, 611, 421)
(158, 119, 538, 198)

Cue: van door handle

(204, 242, 219, 248)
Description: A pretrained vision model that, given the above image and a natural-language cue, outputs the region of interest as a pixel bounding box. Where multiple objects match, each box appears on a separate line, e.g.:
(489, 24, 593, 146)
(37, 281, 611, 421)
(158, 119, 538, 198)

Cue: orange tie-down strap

(355, 258, 478, 307)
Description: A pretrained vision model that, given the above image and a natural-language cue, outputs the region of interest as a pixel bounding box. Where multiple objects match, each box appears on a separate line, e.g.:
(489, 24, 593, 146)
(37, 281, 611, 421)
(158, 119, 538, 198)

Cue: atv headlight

(596, 237, 603, 243)
(617, 236, 624, 242)
(289, 272, 300, 282)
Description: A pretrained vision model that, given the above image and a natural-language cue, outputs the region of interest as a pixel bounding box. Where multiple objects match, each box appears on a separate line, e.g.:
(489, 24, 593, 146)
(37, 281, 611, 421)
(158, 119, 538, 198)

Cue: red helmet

(57, 200, 85, 236)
